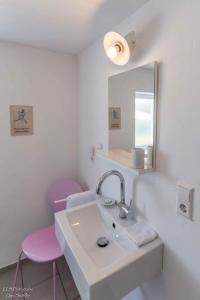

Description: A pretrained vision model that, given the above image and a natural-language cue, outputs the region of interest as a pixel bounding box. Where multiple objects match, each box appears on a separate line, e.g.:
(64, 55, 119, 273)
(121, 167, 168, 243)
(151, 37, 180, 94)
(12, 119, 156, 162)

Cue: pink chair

(13, 180, 83, 300)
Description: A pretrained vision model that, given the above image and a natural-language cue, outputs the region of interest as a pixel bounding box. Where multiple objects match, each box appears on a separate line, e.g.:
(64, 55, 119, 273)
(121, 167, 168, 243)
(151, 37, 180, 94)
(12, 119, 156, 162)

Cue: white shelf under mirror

(96, 149, 155, 175)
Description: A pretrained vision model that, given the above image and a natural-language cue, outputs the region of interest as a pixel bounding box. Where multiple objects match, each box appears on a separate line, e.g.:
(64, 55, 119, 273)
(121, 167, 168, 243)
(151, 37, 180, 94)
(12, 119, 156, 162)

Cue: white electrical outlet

(176, 182, 194, 221)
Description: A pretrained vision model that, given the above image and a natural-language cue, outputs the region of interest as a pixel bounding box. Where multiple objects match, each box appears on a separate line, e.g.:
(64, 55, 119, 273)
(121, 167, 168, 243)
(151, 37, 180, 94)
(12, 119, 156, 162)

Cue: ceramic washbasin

(65, 202, 137, 268)
(55, 200, 163, 300)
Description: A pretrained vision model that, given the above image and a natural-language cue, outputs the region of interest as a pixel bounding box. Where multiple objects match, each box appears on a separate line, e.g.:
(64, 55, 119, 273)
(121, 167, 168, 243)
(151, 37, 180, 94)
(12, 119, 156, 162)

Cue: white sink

(66, 202, 137, 268)
(55, 200, 163, 300)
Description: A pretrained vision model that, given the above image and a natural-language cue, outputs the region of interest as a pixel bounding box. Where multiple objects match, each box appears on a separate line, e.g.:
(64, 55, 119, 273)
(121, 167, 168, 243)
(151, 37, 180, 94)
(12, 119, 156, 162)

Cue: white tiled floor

(0, 257, 80, 300)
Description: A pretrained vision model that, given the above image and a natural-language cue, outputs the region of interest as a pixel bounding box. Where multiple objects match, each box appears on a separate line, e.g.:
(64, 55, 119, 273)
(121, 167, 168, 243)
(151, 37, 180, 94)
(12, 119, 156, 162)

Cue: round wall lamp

(103, 31, 135, 66)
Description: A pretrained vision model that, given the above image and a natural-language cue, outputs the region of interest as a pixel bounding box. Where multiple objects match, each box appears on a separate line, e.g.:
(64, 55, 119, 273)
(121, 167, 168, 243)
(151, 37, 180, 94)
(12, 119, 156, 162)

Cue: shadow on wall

(133, 14, 164, 62)
(155, 61, 178, 184)
(86, 0, 150, 42)
(130, 174, 161, 221)
(130, 176, 200, 300)
(142, 245, 200, 300)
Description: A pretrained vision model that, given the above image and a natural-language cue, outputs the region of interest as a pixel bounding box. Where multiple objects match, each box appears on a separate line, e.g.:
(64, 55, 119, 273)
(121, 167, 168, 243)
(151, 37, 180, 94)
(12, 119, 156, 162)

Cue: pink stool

(13, 180, 82, 300)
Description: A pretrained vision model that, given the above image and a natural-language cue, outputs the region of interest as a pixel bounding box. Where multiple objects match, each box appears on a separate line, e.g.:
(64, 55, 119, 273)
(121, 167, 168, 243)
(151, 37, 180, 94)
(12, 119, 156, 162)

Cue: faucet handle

(118, 200, 133, 219)
(129, 199, 133, 208)
(117, 202, 129, 219)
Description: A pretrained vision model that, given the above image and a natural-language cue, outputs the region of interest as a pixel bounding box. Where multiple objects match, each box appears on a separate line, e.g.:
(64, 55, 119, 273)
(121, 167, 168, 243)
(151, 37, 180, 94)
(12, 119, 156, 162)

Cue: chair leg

(20, 257, 25, 300)
(55, 262, 69, 300)
(20, 257, 24, 289)
(53, 261, 56, 300)
(13, 251, 26, 300)
(13, 251, 23, 288)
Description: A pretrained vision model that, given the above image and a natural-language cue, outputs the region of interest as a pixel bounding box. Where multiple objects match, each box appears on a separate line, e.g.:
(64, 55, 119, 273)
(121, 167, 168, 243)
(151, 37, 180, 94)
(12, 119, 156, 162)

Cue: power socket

(176, 182, 194, 221)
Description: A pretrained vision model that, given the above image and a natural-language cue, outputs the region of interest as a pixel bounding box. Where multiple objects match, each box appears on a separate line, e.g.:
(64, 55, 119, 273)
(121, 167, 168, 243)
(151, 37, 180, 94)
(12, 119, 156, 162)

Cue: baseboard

(0, 257, 28, 274)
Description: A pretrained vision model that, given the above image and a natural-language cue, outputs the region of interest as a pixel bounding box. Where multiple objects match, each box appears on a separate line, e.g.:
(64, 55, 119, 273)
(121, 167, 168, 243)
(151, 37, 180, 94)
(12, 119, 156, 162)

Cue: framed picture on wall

(109, 107, 121, 130)
(10, 105, 33, 136)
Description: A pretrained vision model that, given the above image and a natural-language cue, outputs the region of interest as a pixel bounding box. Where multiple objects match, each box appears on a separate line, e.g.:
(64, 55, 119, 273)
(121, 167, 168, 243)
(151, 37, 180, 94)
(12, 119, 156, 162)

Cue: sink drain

(96, 236, 109, 248)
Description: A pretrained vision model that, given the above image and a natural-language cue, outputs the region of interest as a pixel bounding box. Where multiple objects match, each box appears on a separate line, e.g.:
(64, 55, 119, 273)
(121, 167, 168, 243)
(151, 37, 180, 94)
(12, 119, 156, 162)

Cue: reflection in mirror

(108, 62, 157, 171)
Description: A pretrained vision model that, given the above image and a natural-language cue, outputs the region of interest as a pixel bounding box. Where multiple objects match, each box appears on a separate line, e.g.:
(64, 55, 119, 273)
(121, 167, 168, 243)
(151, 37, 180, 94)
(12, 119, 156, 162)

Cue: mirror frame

(106, 61, 158, 172)
(152, 61, 158, 169)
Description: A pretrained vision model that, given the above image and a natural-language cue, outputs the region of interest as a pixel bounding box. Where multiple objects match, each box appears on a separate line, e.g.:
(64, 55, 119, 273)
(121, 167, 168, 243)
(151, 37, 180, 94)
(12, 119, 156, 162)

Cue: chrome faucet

(96, 170, 130, 219)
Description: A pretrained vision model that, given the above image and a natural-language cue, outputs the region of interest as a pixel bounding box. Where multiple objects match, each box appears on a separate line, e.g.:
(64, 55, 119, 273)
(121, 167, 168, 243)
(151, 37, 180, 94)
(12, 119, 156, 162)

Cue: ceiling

(0, 0, 148, 53)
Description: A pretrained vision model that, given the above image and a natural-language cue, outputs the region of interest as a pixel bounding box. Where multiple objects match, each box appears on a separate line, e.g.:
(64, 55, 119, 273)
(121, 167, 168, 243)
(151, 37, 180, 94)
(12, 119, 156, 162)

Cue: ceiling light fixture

(103, 31, 135, 66)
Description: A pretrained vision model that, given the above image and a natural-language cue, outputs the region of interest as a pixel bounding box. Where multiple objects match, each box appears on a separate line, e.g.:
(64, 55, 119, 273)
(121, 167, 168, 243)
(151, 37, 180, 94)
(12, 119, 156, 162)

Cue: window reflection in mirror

(135, 92, 154, 147)
(108, 62, 157, 170)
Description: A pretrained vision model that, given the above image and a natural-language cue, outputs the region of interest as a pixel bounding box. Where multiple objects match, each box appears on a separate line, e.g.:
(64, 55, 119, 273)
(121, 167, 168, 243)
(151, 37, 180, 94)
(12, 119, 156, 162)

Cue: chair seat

(22, 224, 63, 263)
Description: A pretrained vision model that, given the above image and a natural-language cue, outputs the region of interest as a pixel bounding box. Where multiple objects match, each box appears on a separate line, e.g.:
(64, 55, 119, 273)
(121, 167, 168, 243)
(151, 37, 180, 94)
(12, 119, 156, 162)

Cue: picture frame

(10, 105, 33, 136)
(109, 107, 121, 130)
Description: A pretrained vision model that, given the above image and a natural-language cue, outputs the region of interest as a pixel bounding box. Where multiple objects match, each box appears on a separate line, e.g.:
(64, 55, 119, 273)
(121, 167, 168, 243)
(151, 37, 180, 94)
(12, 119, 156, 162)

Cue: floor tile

(56, 257, 79, 299)
(31, 275, 66, 300)
(0, 258, 81, 300)
(22, 260, 52, 287)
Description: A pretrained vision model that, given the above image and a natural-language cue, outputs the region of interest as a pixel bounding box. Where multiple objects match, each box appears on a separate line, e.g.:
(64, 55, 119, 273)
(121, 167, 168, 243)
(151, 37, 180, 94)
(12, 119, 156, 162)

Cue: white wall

(0, 42, 78, 268)
(78, 1, 200, 300)
(109, 67, 154, 151)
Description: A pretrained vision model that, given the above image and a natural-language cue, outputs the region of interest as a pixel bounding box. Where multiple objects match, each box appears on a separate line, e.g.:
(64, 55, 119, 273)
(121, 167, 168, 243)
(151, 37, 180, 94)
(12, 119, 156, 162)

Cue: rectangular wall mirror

(108, 62, 158, 172)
